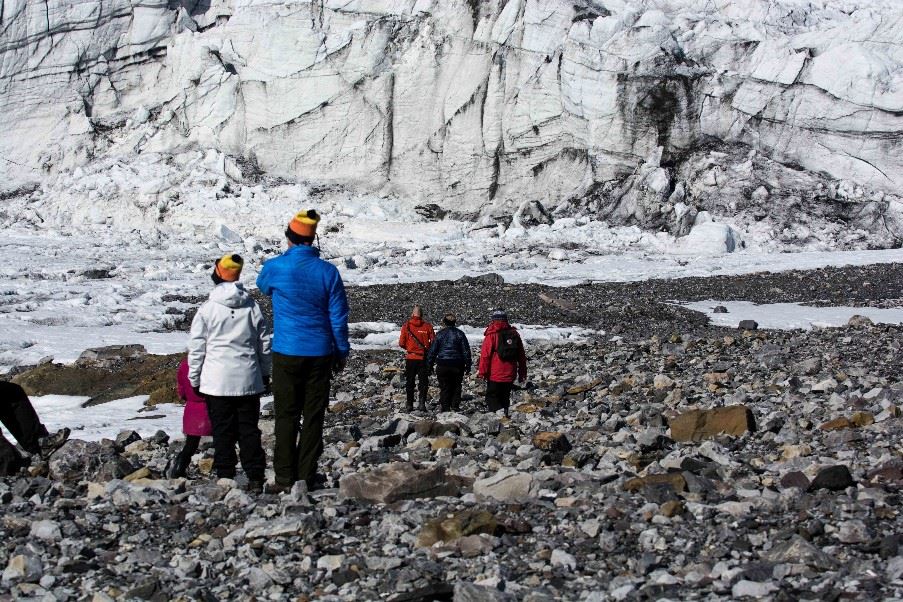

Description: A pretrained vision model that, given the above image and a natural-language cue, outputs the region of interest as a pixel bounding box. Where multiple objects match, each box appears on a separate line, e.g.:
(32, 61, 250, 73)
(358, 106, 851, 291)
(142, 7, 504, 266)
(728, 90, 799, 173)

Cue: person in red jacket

(398, 305, 436, 411)
(477, 309, 527, 416)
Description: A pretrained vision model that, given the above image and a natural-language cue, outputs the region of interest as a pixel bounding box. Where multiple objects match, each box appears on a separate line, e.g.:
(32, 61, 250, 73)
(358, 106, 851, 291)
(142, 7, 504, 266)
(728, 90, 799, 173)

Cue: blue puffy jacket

(426, 326, 472, 371)
(256, 245, 350, 358)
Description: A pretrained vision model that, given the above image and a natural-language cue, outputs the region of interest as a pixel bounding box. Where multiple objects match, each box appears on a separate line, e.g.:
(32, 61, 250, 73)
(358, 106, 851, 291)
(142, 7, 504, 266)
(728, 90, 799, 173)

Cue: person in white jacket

(188, 253, 270, 493)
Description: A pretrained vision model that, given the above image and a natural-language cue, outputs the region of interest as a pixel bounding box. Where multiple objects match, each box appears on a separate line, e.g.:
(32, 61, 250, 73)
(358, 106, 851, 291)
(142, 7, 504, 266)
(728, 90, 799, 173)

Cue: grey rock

(339, 462, 460, 503)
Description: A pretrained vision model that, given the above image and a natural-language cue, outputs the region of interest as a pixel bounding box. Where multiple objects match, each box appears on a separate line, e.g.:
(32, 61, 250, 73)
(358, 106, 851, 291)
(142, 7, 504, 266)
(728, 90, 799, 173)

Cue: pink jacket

(177, 358, 212, 437)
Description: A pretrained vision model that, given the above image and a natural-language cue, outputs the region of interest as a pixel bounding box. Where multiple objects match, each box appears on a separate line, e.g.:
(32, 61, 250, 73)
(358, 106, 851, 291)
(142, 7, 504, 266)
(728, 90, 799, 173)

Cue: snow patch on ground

(683, 301, 903, 330)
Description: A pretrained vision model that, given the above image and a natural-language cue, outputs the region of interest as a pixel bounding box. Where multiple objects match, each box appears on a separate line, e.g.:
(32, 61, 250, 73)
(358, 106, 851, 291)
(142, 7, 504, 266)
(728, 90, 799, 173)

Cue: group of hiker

(1, 209, 528, 490)
(399, 306, 528, 414)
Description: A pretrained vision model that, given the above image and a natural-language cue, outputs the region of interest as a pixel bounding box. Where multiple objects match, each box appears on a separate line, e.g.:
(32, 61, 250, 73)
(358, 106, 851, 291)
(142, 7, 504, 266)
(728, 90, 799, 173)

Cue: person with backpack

(256, 210, 350, 493)
(398, 305, 435, 412)
(426, 313, 472, 412)
(477, 309, 527, 416)
(188, 253, 270, 493)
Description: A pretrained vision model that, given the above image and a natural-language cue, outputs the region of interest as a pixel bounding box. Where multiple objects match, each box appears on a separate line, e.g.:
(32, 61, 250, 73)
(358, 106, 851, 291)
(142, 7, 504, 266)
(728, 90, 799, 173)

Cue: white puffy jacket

(187, 282, 272, 397)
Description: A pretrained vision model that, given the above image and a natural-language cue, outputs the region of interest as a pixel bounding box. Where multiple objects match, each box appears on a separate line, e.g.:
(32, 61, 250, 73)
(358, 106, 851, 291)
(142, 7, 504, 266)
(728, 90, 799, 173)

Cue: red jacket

(399, 317, 435, 360)
(478, 321, 527, 383)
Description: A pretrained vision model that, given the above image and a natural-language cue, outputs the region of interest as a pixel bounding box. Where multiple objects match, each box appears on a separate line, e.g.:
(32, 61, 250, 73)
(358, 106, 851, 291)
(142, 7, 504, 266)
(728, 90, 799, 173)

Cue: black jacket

(426, 326, 472, 371)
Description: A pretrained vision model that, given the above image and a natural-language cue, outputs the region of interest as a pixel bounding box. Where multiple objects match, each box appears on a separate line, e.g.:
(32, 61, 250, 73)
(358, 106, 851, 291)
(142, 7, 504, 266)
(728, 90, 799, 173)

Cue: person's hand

(332, 355, 347, 374)
(192, 385, 205, 399)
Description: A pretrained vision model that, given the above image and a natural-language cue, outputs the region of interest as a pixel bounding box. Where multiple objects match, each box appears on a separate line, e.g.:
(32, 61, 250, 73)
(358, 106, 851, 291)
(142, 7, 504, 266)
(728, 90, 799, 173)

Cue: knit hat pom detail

(288, 209, 321, 237)
(214, 253, 244, 282)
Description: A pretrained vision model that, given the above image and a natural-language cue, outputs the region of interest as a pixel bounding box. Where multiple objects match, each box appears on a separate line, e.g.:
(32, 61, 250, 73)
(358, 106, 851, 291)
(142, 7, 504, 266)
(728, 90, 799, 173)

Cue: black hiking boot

(265, 481, 292, 495)
(246, 479, 264, 494)
(39, 428, 70, 459)
(165, 453, 191, 479)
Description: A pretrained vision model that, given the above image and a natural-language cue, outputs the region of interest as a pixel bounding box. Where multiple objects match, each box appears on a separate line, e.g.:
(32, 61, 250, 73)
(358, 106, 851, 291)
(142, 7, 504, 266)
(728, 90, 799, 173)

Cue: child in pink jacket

(166, 357, 213, 478)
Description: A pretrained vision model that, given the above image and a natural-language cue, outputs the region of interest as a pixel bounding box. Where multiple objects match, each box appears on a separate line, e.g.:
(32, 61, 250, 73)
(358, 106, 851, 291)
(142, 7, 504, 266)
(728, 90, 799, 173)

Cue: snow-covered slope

(1, 0, 902, 239)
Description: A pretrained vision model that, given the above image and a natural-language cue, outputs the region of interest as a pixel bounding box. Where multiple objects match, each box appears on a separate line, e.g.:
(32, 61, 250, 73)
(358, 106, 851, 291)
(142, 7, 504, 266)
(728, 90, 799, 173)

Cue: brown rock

(567, 379, 604, 395)
(851, 412, 875, 427)
(669, 406, 756, 442)
(416, 510, 497, 547)
(624, 472, 687, 493)
(515, 403, 544, 414)
(660, 500, 684, 517)
(703, 372, 730, 385)
(124, 467, 150, 482)
(819, 417, 853, 431)
(531, 432, 571, 452)
(197, 458, 214, 475)
(430, 437, 456, 450)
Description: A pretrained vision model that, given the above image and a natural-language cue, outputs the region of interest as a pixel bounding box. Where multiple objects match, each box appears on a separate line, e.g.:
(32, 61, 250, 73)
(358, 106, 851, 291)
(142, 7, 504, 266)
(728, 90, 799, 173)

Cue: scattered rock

(808, 465, 855, 492)
(669, 406, 756, 442)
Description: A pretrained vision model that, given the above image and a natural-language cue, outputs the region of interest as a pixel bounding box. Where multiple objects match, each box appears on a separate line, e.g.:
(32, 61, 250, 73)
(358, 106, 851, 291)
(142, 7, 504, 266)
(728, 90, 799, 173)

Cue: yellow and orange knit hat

(214, 253, 244, 282)
(288, 210, 321, 239)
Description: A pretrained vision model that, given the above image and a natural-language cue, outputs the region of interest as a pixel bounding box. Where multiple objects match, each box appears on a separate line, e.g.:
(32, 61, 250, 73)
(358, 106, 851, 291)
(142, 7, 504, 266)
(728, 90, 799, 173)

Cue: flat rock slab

(339, 462, 460, 503)
(669, 405, 756, 442)
(473, 468, 537, 502)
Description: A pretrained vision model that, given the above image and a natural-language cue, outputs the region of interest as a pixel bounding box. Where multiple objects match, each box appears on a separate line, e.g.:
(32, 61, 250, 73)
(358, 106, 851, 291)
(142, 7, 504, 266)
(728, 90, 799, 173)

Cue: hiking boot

(165, 453, 191, 479)
(265, 482, 292, 495)
(417, 401, 427, 412)
(405, 401, 414, 412)
(39, 428, 70, 459)
(246, 479, 264, 494)
(305, 473, 329, 491)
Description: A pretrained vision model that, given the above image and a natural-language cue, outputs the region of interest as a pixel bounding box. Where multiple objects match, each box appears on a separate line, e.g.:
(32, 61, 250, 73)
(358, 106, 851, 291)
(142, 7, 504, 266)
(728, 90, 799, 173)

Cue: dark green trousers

(272, 353, 332, 486)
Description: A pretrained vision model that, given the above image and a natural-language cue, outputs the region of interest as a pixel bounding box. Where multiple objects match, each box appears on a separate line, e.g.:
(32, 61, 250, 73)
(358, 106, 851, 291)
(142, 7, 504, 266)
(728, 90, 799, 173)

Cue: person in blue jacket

(426, 313, 472, 412)
(256, 209, 350, 492)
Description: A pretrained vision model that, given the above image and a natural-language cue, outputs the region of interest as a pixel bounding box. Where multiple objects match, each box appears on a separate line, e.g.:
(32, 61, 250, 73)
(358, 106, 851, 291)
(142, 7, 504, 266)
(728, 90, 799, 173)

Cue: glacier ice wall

(1, 0, 901, 215)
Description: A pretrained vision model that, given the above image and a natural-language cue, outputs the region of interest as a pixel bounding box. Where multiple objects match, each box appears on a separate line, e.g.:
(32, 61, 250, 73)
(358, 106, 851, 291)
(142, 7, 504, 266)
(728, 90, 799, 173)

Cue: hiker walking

(426, 313, 471, 412)
(477, 309, 527, 416)
(166, 356, 214, 479)
(256, 210, 350, 493)
(188, 254, 270, 493)
(0, 381, 70, 476)
(398, 305, 435, 412)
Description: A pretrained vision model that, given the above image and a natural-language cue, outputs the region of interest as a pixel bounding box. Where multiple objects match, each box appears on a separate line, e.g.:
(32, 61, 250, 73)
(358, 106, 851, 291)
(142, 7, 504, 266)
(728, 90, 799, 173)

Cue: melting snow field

(683, 301, 903, 330)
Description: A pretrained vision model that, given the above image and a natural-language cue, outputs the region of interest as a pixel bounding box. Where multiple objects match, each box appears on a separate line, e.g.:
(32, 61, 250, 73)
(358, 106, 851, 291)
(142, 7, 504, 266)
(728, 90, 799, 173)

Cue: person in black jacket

(426, 313, 472, 412)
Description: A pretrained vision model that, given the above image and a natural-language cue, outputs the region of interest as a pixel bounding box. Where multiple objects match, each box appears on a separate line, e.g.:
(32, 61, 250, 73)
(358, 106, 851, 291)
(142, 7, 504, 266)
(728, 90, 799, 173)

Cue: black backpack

(496, 328, 520, 362)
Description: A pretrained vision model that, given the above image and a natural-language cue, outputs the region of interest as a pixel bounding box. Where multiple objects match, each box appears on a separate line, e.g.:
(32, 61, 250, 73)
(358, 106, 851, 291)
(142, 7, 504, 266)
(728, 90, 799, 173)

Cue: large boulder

(669, 406, 756, 442)
(473, 468, 537, 502)
(48, 440, 104, 481)
(339, 462, 460, 504)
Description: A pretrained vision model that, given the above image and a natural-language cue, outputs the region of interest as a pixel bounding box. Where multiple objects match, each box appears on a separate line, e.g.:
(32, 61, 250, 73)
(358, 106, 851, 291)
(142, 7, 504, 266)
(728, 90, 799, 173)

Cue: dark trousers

(485, 381, 514, 414)
(0, 382, 48, 475)
(0, 382, 48, 455)
(176, 435, 201, 466)
(205, 395, 266, 482)
(272, 353, 332, 486)
(435, 365, 464, 412)
(405, 359, 429, 406)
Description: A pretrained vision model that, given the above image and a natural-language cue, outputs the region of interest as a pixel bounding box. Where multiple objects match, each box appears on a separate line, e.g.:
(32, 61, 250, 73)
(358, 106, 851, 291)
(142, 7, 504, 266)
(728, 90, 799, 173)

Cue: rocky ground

(4, 265, 903, 600)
